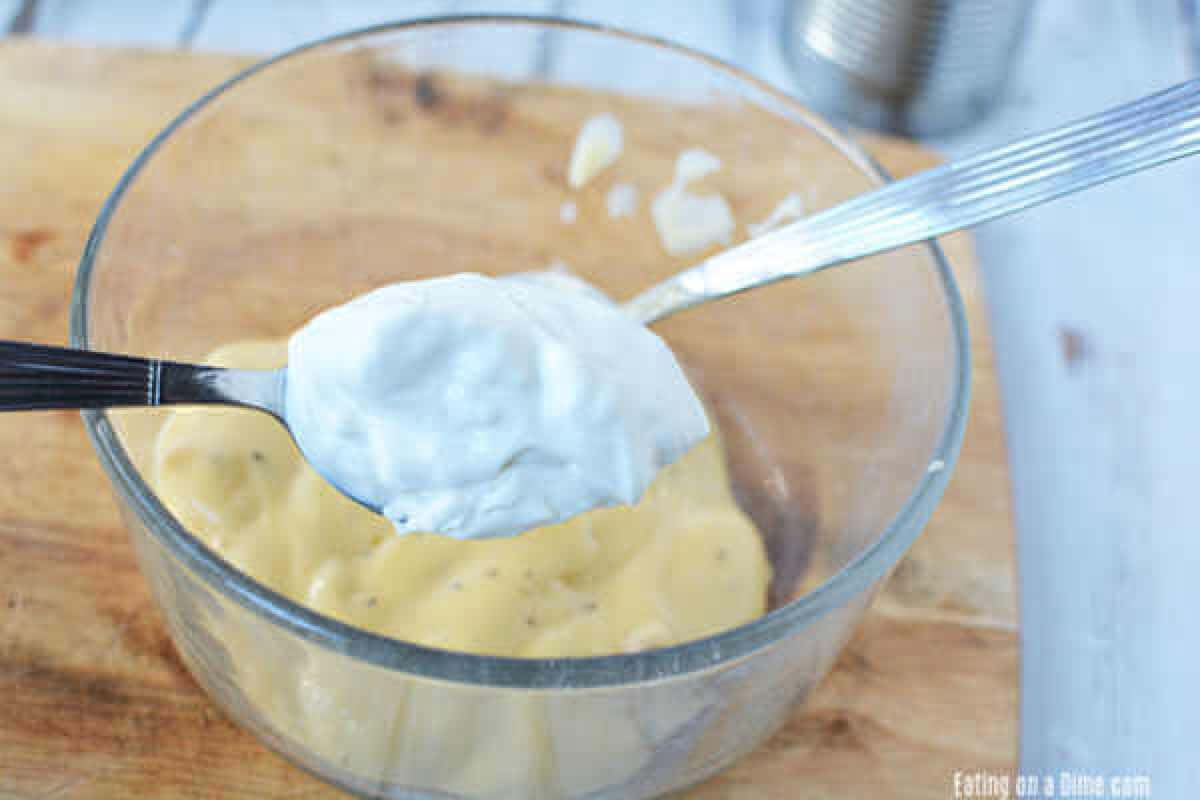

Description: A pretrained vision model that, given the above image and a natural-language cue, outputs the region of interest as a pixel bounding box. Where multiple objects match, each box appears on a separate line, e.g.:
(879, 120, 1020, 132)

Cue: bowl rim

(71, 14, 971, 689)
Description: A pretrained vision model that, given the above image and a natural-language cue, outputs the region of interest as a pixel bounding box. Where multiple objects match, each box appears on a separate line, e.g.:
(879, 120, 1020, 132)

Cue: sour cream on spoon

(284, 270, 710, 540)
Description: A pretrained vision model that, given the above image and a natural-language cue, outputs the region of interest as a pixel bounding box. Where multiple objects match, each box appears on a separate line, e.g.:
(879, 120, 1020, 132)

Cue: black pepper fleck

(525, 616, 537, 628)
(366, 596, 378, 608)
(251, 450, 266, 463)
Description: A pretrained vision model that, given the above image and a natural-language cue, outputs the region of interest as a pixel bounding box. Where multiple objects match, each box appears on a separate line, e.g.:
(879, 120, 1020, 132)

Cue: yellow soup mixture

(152, 339, 770, 657)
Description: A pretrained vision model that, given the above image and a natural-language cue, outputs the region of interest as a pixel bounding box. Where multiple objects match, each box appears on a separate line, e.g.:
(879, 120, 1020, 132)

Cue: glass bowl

(71, 16, 969, 799)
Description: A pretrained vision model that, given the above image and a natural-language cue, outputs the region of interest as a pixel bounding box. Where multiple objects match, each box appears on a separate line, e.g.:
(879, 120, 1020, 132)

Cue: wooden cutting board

(0, 40, 1017, 799)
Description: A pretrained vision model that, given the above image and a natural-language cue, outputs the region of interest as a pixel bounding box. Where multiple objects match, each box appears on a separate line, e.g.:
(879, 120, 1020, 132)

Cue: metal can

(782, 0, 1034, 136)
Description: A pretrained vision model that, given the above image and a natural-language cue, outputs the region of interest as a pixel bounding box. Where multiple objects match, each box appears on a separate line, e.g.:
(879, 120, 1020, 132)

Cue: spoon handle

(627, 78, 1200, 323)
(0, 339, 165, 411)
(0, 339, 283, 416)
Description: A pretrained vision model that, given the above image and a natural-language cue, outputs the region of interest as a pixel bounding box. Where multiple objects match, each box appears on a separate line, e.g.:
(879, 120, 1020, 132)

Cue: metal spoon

(5, 77, 1200, 513)
(625, 77, 1200, 323)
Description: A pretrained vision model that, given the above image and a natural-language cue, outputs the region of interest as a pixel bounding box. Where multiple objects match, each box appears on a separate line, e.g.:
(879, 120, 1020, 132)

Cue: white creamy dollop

(567, 113, 624, 189)
(652, 148, 735, 256)
(285, 272, 710, 540)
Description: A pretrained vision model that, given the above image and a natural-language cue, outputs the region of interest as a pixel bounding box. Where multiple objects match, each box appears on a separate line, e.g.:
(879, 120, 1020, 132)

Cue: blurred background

(2, 0, 1196, 795)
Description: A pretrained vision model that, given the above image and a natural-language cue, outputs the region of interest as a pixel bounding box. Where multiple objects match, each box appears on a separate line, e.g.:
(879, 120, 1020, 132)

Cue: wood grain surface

(0, 40, 1016, 799)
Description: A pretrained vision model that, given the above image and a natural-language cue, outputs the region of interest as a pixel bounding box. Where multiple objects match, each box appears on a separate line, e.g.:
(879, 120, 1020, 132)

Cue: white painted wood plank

(1153, 192, 1200, 797)
(560, 0, 735, 56)
(549, 0, 737, 96)
(929, 1, 1198, 793)
(190, 0, 553, 78)
(728, 0, 798, 95)
(535, 2, 799, 106)
(0, 0, 24, 32)
(192, 0, 430, 53)
(25, 0, 196, 47)
(191, 0, 553, 54)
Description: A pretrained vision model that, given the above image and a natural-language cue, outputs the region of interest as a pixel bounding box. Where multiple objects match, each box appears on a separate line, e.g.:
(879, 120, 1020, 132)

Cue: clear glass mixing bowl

(71, 17, 969, 799)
